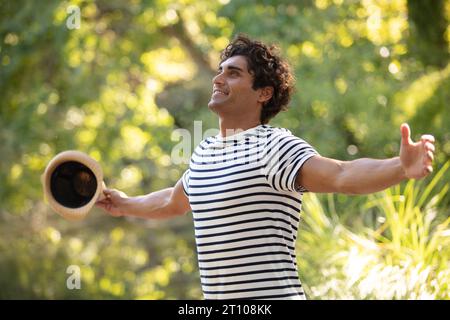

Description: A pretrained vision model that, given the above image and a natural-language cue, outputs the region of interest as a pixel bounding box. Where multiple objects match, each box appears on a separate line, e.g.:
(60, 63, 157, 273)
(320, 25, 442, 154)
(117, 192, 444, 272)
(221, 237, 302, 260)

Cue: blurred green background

(0, 0, 449, 299)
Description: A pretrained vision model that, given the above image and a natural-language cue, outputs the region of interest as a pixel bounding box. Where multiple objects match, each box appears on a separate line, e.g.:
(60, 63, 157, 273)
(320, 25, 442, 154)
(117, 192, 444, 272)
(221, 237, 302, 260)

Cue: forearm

(338, 157, 406, 195)
(123, 188, 179, 219)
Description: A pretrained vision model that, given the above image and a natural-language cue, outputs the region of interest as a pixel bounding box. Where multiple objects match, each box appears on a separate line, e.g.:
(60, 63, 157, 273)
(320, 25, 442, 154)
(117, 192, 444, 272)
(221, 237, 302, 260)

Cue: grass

(297, 161, 450, 299)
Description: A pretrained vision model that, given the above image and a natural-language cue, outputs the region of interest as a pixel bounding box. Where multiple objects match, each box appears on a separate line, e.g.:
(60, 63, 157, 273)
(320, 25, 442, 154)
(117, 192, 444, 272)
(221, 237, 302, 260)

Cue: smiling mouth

(213, 89, 228, 96)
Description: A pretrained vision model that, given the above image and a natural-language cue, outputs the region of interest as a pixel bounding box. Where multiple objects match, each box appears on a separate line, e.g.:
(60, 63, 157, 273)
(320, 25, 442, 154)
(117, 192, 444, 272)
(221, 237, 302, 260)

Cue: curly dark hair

(220, 34, 295, 124)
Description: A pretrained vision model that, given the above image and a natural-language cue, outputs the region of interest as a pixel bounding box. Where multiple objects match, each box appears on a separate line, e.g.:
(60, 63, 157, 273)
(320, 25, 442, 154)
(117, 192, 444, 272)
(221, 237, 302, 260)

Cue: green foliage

(298, 162, 450, 299)
(407, 0, 449, 67)
(0, 211, 201, 299)
(0, 0, 448, 299)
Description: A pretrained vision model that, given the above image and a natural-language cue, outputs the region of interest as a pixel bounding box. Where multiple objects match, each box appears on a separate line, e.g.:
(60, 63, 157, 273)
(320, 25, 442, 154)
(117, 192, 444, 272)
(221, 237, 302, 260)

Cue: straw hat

(42, 150, 105, 221)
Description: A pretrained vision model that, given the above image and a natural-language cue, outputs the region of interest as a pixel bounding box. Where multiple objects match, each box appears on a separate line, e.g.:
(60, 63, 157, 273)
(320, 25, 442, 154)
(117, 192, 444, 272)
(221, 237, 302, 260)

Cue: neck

(219, 117, 262, 137)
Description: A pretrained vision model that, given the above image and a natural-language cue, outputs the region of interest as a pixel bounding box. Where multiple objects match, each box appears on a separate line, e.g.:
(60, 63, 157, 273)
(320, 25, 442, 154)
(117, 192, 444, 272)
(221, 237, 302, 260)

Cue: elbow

(164, 201, 185, 218)
(166, 193, 189, 218)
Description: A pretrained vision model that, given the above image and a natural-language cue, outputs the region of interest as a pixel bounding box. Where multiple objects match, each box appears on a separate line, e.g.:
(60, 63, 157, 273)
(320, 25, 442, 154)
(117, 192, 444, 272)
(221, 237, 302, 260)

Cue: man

(96, 35, 435, 300)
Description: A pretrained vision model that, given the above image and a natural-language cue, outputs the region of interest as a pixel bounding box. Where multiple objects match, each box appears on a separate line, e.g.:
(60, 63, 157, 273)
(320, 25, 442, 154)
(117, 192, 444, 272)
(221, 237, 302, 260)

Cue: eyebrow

(218, 64, 244, 73)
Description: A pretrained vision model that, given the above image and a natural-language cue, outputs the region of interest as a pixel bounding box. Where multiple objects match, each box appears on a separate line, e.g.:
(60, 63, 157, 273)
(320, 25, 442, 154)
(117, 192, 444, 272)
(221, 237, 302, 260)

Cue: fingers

(95, 198, 108, 205)
(95, 200, 109, 211)
(424, 142, 435, 153)
(96, 189, 123, 206)
(95, 188, 125, 217)
(422, 139, 435, 167)
(422, 138, 435, 176)
(400, 124, 437, 179)
(96, 199, 115, 213)
(401, 123, 412, 146)
(95, 198, 110, 208)
(424, 166, 433, 175)
(421, 134, 435, 143)
(425, 150, 434, 162)
(102, 188, 127, 199)
(96, 189, 113, 207)
(95, 201, 104, 208)
(402, 123, 435, 146)
(103, 188, 113, 198)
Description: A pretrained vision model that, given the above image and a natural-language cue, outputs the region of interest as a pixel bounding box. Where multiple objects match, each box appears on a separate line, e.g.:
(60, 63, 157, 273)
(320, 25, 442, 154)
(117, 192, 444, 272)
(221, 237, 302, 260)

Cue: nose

(212, 71, 225, 85)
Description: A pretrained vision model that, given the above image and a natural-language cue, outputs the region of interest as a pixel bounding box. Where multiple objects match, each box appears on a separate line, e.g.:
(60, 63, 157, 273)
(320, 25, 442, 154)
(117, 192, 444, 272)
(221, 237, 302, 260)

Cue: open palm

(399, 123, 435, 179)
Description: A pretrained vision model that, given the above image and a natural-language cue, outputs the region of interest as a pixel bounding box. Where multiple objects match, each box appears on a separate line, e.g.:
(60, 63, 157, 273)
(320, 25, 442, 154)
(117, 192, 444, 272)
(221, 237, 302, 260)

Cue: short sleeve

(181, 169, 190, 196)
(263, 129, 318, 193)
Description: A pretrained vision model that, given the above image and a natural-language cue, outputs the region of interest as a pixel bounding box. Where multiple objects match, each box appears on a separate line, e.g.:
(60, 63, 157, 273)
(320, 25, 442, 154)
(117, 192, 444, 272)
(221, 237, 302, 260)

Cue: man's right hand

(95, 188, 129, 217)
(95, 179, 190, 220)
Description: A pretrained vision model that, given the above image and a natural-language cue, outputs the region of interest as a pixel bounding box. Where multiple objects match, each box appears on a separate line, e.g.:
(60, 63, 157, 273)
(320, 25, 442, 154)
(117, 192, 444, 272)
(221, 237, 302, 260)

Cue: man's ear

(258, 86, 274, 104)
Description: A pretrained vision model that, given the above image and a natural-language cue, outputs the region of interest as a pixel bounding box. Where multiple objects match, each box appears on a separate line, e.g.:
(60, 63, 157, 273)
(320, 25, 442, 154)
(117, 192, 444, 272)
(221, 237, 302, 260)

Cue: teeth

(214, 89, 227, 95)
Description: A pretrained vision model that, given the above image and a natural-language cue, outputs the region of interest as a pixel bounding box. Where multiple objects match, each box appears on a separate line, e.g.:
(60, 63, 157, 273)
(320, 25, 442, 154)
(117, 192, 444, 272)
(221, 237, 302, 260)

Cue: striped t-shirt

(181, 124, 318, 300)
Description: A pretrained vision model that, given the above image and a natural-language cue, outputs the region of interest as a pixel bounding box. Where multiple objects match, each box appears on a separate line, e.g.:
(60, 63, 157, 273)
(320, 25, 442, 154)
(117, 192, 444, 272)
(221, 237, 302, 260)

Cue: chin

(208, 100, 222, 112)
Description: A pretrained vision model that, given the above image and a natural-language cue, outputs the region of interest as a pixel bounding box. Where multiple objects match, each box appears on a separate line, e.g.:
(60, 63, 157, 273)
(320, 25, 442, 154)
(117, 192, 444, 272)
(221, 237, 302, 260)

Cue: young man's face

(208, 55, 262, 121)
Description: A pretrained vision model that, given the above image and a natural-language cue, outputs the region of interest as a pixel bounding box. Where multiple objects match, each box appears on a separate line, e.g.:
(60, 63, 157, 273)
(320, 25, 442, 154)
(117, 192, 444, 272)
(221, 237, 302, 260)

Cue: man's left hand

(400, 123, 435, 179)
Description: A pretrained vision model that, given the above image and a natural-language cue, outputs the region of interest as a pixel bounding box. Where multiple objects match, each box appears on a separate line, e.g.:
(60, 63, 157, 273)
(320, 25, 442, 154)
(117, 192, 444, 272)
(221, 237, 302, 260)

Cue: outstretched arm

(295, 123, 435, 195)
(95, 178, 191, 219)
